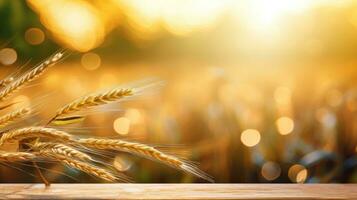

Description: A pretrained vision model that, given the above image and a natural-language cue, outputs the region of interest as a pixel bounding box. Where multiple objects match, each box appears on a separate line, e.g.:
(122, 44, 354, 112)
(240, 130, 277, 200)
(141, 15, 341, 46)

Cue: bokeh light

(296, 169, 308, 183)
(125, 109, 143, 125)
(113, 155, 132, 172)
(24, 27, 45, 45)
(113, 117, 131, 135)
(0, 48, 17, 65)
(276, 117, 294, 135)
(261, 161, 281, 181)
(288, 164, 308, 183)
(240, 129, 261, 147)
(81, 52, 101, 71)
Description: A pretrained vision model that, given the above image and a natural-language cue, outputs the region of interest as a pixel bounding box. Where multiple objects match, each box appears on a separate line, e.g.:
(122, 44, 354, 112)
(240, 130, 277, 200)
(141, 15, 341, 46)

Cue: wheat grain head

(51, 88, 133, 121)
(0, 151, 36, 162)
(77, 138, 214, 182)
(32, 142, 92, 161)
(0, 127, 73, 146)
(0, 108, 30, 128)
(79, 138, 183, 168)
(0, 52, 63, 101)
(0, 77, 13, 87)
(39, 152, 116, 182)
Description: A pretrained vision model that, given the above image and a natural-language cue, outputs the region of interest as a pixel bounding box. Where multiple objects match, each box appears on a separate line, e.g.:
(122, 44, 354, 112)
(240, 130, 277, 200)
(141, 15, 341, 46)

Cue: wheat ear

(0, 77, 13, 87)
(0, 151, 35, 162)
(32, 142, 92, 161)
(0, 127, 73, 146)
(50, 88, 133, 121)
(78, 138, 214, 182)
(0, 52, 63, 101)
(0, 108, 30, 128)
(78, 138, 183, 167)
(39, 152, 116, 182)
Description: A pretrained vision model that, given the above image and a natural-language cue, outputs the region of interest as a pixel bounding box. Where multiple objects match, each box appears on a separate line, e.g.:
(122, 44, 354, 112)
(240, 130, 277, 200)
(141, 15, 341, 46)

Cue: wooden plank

(0, 184, 356, 200)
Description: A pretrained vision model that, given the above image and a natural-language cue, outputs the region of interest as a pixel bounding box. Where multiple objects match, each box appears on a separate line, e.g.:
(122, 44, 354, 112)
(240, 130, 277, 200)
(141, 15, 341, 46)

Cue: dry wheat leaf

(50, 115, 85, 126)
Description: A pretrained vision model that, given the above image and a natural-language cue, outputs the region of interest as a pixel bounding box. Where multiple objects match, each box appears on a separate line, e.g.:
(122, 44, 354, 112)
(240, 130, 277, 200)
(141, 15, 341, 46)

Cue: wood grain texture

(0, 184, 356, 200)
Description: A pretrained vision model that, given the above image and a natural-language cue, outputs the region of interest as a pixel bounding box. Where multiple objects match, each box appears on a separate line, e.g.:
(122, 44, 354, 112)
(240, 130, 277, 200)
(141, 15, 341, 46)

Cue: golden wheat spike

(78, 138, 183, 167)
(33, 142, 92, 161)
(0, 108, 30, 128)
(0, 52, 63, 101)
(0, 127, 73, 146)
(0, 151, 35, 162)
(51, 88, 133, 121)
(78, 138, 214, 182)
(39, 152, 116, 182)
(0, 77, 13, 87)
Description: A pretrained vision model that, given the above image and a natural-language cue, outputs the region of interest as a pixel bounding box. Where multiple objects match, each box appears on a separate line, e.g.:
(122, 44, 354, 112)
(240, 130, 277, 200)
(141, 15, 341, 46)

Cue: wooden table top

(0, 184, 356, 200)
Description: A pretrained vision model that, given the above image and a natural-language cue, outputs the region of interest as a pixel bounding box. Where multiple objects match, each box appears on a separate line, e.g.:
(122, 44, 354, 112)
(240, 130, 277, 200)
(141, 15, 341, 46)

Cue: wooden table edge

(0, 184, 356, 200)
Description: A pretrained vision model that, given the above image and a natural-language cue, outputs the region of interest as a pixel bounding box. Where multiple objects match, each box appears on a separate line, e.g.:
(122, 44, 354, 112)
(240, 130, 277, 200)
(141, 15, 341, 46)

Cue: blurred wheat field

(0, 58, 355, 183)
(0, 0, 357, 183)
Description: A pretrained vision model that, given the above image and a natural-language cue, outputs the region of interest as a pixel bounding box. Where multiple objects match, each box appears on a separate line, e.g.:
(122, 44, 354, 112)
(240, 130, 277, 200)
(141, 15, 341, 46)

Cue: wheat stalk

(78, 138, 182, 168)
(0, 151, 35, 162)
(0, 127, 73, 146)
(0, 52, 63, 101)
(32, 142, 92, 161)
(50, 88, 133, 121)
(0, 108, 30, 128)
(39, 152, 116, 182)
(0, 77, 13, 87)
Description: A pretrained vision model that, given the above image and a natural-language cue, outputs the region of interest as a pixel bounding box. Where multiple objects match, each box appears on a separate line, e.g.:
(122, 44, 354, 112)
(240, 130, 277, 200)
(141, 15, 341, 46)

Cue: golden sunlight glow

(113, 117, 131, 135)
(242, 0, 326, 31)
(241, 129, 261, 147)
(28, 0, 105, 52)
(276, 117, 294, 135)
(117, 0, 228, 36)
(0, 48, 17, 65)
(26, 0, 351, 48)
(162, 1, 228, 36)
(241, 0, 354, 32)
